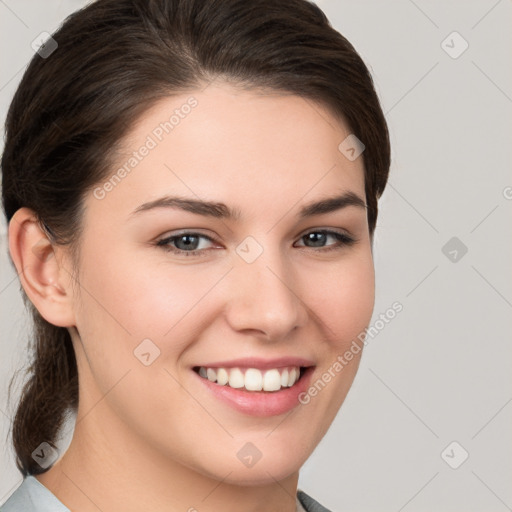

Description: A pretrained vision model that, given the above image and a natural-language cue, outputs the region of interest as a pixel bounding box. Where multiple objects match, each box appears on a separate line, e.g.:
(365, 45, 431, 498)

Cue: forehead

(86, 83, 366, 222)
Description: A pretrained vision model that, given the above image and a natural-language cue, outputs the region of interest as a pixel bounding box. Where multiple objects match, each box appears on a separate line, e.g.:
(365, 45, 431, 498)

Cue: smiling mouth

(193, 366, 308, 392)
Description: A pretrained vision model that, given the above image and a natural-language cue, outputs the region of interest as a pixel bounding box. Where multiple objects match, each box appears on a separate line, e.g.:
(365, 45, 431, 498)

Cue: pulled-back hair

(1, 0, 390, 476)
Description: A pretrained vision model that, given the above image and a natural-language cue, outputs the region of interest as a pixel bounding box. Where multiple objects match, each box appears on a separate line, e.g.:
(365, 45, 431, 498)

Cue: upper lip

(194, 357, 315, 370)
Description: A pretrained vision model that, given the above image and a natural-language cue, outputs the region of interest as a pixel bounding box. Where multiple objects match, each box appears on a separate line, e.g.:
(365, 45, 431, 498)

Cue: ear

(8, 207, 76, 327)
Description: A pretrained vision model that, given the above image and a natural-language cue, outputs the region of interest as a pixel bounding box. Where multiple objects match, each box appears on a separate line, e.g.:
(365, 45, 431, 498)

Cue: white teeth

(197, 366, 302, 392)
(206, 368, 217, 382)
(288, 367, 297, 387)
(244, 368, 263, 391)
(216, 368, 229, 386)
(263, 369, 282, 391)
(228, 368, 245, 388)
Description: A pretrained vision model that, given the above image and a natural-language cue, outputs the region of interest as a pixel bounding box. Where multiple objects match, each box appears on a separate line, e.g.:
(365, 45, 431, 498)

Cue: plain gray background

(1, 1, 511, 510)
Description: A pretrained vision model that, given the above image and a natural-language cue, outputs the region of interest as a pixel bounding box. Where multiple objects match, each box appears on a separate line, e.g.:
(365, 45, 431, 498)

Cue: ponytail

(10, 303, 78, 476)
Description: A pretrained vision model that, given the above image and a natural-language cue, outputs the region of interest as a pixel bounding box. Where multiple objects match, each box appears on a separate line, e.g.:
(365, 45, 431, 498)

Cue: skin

(9, 81, 375, 512)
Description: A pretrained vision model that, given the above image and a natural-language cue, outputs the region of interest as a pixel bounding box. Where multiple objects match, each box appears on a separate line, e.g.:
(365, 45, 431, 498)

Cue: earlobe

(8, 207, 76, 327)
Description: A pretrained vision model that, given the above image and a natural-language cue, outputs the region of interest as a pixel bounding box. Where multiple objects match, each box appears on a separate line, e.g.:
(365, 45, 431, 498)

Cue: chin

(218, 462, 302, 487)
(180, 442, 305, 487)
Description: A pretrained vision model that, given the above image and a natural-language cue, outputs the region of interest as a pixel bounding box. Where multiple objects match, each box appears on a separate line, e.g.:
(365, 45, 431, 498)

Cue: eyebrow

(131, 191, 367, 220)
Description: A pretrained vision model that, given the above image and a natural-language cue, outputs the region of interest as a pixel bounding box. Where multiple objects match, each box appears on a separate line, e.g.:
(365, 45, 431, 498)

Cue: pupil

(178, 235, 198, 250)
(175, 233, 328, 251)
(307, 232, 325, 247)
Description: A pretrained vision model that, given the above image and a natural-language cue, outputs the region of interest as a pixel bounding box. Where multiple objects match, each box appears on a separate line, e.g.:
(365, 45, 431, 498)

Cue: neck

(36, 404, 300, 512)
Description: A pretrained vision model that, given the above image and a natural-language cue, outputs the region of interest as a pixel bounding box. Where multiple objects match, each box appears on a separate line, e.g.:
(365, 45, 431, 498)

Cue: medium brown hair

(1, 0, 390, 476)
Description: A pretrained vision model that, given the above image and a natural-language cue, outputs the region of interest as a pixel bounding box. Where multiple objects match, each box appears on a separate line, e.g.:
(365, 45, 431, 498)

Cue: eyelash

(155, 229, 357, 257)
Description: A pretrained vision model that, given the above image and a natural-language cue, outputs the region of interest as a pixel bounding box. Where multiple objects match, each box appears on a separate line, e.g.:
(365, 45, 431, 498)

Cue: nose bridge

(226, 236, 306, 339)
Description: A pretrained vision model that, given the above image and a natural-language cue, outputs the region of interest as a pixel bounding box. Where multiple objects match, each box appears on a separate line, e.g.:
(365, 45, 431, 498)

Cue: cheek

(311, 253, 375, 346)
(75, 244, 226, 342)
(74, 241, 374, 368)
(297, 258, 374, 444)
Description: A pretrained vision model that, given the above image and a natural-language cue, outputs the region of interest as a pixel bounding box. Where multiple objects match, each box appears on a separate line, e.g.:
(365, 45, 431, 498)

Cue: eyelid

(155, 230, 217, 247)
(156, 227, 353, 244)
(294, 228, 357, 248)
(155, 227, 357, 257)
(298, 226, 352, 239)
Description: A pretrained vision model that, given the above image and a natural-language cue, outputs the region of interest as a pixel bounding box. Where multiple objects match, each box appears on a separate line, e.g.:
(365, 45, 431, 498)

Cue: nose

(224, 242, 308, 342)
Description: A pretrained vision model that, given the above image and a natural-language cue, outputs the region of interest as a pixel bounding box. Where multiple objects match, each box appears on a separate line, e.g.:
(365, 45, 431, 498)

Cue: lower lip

(195, 367, 315, 417)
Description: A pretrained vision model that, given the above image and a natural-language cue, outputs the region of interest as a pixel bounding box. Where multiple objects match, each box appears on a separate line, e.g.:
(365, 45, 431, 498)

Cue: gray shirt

(1, 476, 331, 512)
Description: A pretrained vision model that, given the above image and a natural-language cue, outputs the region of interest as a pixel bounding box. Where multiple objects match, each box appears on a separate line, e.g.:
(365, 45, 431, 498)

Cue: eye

(294, 229, 357, 252)
(156, 229, 357, 258)
(156, 232, 216, 257)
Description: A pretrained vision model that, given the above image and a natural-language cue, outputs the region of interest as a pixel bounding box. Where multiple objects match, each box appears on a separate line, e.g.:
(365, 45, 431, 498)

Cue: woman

(1, 0, 390, 510)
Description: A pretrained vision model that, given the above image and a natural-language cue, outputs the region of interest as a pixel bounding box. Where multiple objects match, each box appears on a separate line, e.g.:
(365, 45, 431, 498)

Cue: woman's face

(67, 82, 375, 484)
